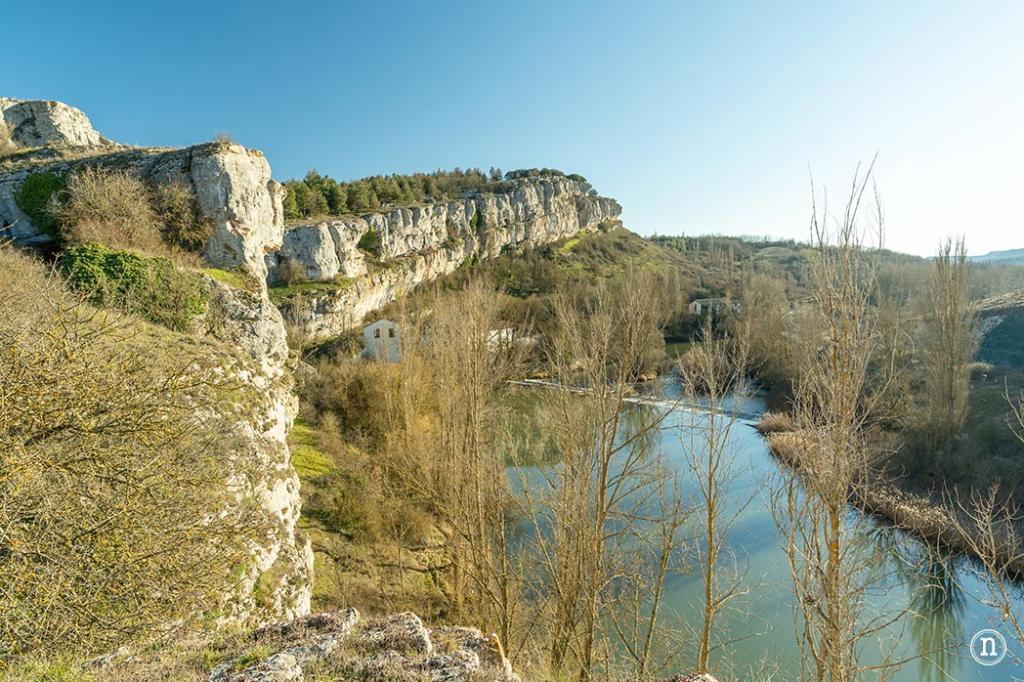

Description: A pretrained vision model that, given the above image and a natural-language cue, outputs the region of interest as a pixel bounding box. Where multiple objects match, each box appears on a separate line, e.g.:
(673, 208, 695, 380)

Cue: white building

(362, 319, 400, 362)
(688, 297, 740, 316)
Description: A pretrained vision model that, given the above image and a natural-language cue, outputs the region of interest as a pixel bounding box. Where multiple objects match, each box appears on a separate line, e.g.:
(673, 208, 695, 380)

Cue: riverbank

(757, 414, 1024, 578)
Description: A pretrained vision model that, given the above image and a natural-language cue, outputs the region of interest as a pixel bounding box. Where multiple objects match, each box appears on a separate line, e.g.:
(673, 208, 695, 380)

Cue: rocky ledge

(89, 609, 520, 682)
(210, 608, 518, 682)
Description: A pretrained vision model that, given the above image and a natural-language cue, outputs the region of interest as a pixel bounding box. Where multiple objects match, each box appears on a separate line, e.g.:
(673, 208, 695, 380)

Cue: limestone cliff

(270, 177, 622, 340)
(203, 281, 313, 623)
(0, 140, 284, 282)
(0, 99, 308, 625)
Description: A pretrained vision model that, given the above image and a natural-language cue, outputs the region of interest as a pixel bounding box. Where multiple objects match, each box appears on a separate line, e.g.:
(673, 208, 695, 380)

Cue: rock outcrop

(1, 98, 308, 625)
(204, 281, 314, 623)
(271, 177, 621, 340)
(0, 97, 112, 148)
(208, 608, 519, 682)
(1, 136, 283, 281)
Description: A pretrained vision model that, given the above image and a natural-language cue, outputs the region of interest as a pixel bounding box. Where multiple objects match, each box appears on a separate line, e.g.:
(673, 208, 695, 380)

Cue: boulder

(211, 653, 303, 682)
(0, 98, 111, 148)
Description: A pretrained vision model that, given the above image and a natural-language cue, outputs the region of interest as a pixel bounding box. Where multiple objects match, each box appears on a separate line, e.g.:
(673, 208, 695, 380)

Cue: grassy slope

(287, 419, 449, 619)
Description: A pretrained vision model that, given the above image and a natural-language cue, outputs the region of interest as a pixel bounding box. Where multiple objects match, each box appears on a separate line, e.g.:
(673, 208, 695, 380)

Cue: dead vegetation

(0, 248, 263, 658)
(54, 166, 207, 267)
(0, 121, 19, 157)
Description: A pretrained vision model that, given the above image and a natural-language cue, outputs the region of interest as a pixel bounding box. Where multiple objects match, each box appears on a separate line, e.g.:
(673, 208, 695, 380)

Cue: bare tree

(426, 278, 530, 652)
(513, 270, 688, 681)
(917, 236, 977, 449)
(771, 166, 908, 681)
(679, 316, 752, 674)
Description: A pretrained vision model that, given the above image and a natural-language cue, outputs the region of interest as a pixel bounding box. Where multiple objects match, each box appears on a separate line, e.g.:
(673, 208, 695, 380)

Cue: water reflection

(867, 524, 967, 681)
(508, 387, 1023, 680)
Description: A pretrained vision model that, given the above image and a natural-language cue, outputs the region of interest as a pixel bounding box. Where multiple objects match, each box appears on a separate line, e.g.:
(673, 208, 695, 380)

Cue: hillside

(8, 95, 1024, 682)
(970, 247, 1024, 265)
(2, 97, 720, 681)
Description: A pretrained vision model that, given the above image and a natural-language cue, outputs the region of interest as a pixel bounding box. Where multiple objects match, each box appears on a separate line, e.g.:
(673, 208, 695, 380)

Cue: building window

(374, 329, 381, 338)
(388, 328, 395, 338)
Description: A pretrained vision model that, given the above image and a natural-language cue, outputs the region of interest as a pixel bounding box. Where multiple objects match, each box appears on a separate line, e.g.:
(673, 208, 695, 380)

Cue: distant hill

(969, 248, 1024, 265)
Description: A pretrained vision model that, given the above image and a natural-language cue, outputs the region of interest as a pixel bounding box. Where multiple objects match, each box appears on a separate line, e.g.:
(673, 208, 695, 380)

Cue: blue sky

(6, 1, 1023, 256)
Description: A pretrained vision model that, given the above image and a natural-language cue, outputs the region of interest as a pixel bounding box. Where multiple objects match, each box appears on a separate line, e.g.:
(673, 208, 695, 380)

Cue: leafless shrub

(952, 487, 1024, 663)
(280, 258, 309, 286)
(0, 248, 263, 658)
(757, 411, 795, 434)
(55, 166, 163, 252)
(0, 121, 19, 157)
(151, 180, 213, 252)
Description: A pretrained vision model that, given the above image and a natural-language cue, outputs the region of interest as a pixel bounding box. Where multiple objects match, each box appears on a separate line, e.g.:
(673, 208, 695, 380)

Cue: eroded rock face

(203, 280, 313, 624)
(267, 177, 620, 286)
(0, 140, 283, 280)
(271, 177, 621, 340)
(0, 98, 112, 148)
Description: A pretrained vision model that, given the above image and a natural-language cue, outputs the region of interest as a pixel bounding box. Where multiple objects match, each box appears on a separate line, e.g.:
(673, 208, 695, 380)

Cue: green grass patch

(557, 230, 588, 255)
(202, 267, 253, 290)
(230, 645, 273, 672)
(269, 277, 353, 304)
(664, 341, 693, 360)
(289, 419, 335, 478)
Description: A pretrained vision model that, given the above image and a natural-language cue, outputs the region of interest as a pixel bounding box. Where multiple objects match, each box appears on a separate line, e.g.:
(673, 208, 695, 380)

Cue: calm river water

(513, 385, 1024, 680)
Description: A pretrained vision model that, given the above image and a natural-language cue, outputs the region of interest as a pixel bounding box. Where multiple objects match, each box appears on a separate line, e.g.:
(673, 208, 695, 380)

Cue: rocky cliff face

(271, 178, 621, 340)
(204, 281, 314, 623)
(0, 140, 284, 281)
(1, 99, 308, 625)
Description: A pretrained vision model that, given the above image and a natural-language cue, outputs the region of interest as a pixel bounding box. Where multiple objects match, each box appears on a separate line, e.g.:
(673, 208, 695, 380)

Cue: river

(511, 383, 1024, 680)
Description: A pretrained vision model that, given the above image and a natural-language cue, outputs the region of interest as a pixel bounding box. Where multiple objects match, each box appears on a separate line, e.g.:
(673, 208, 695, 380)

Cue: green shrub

(357, 227, 381, 257)
(15, 171, 65, 238)
(151, 181, 213, 252)
(61, 243, 207, 331)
